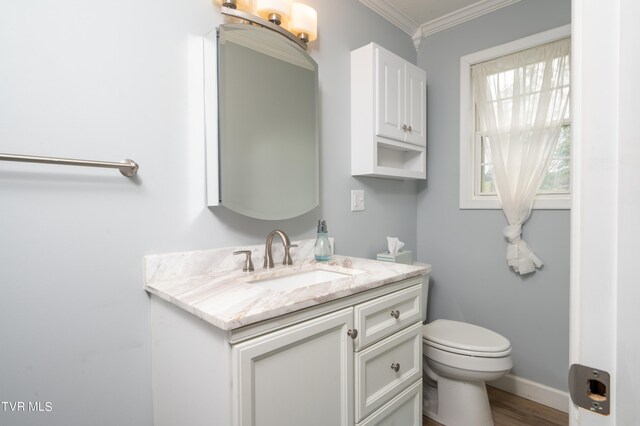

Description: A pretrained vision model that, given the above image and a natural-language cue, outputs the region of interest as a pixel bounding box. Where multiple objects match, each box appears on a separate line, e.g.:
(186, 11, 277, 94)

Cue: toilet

(422, 319, 513, 425)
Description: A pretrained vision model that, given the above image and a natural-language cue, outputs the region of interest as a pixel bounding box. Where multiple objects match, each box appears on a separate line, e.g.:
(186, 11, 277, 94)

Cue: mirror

(210, 23, 319, 220)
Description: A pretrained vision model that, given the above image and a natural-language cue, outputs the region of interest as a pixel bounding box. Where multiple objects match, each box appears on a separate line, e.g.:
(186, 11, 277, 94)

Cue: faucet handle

(233, 250, 255, 272)
(283, 244, 298, 266)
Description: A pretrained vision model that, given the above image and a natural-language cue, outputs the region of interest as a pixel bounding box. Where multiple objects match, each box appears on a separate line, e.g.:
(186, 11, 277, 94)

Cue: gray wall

(0, 1, 416, 424)
(416, 0, 571, 391)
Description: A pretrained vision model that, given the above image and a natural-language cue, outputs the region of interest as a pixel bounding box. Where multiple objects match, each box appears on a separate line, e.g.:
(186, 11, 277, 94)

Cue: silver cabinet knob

(391, 363, 400, 372)
(390, 310, 400, 319)
(401, 124, 408, 131)
(347, 329, 358, 339)
(407, 126, 412, 133)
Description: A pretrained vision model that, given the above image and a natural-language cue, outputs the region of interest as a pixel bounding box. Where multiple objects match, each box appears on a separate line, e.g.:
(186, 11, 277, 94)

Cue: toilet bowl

(422, 319, 513, 426)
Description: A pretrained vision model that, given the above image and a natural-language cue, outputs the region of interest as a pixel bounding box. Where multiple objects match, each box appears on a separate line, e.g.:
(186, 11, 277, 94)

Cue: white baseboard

(488, 374, 570, 413)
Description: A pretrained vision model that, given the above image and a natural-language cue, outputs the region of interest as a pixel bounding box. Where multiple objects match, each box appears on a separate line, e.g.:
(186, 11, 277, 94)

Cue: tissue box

(376, 250, 413, 265)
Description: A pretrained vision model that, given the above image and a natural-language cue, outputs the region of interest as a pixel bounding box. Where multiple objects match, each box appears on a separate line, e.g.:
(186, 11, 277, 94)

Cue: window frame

(459, 24, 572, 210)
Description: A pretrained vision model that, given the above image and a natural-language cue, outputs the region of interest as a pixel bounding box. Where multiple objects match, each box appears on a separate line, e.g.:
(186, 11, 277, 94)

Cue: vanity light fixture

(290, 3, 317, 43)
(256, 0, 291, 26)
(214, 0, 254, 11)
(214, 0, 317, 50)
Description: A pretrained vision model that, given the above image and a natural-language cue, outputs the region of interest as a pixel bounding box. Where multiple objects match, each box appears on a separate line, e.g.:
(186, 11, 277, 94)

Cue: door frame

(570, 0, 640, 424)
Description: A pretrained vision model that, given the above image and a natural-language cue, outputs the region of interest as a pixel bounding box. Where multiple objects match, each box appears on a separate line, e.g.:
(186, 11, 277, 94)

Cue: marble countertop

(144, 241, 430, 331)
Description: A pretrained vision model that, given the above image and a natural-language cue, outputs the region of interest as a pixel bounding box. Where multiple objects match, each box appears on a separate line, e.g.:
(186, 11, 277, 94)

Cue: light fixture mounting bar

(221, 6, 308, 50)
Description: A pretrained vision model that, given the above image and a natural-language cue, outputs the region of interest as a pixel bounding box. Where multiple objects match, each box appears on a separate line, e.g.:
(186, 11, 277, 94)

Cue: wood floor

(423, 386, 569, 426)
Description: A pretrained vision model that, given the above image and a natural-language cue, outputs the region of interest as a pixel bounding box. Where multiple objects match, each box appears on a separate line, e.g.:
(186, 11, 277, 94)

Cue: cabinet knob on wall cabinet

(407, 126, 412, 133)
(347, 329, 358, 339)
(402, 124, 408, 131)
(390, 310, 400, 319)
(391, 363, 400, 372)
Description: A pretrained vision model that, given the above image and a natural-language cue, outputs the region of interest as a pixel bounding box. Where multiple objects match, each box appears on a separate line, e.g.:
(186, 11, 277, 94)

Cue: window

(459, 25, 571, 209)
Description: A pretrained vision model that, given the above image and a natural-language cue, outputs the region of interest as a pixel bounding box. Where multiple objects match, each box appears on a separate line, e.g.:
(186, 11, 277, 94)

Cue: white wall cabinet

(150, 277, 423, 426)
(352, 43, 427, 180)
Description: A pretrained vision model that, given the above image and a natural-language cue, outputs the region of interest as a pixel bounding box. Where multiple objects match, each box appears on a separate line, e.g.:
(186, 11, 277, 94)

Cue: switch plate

(351, 190, 365, 212)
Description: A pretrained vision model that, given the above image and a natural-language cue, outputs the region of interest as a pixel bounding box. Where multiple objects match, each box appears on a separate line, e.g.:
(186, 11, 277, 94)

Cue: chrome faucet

(264, 230, 298, 268)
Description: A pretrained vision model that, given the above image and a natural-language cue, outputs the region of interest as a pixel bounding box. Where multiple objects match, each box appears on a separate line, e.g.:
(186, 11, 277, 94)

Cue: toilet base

(423, 374, 494, 426)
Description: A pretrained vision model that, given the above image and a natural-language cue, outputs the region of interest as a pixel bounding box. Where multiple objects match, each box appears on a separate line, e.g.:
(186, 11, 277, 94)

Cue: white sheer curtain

(472, 38, 570, 275)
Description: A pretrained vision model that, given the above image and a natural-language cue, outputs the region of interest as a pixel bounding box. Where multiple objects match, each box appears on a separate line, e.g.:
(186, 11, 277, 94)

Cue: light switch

(351, 190, 365, 212)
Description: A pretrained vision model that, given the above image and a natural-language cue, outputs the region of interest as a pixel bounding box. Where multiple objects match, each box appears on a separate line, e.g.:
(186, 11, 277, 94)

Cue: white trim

(570, 0, 625, 424)
(412, 30, 423, 50)
(359, 0, 523, 50)
(357, 0, 419, 37)
(417, 0, 521, 40)
(461, 195, 572, 210)
(461, 24, 571, 65)
(459, 25, 572, 210)
(489, 373, 569, 413)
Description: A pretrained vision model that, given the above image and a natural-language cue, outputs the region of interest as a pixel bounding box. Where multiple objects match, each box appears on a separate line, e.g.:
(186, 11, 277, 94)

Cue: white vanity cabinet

(150, 277, 423, 426)
(351, 42, 427, 180)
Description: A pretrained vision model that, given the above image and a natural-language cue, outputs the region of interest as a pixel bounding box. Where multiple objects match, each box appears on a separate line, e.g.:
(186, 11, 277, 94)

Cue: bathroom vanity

(145, 240, 430, 426)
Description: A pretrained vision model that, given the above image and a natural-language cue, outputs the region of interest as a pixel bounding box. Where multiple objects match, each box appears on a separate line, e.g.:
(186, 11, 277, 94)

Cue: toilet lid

(423, 319, 511, 356)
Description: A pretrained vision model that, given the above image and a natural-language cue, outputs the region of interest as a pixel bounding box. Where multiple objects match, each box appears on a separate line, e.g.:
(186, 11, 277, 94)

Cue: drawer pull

(391, 362, 400, 372)
(390, 310, 400, 320)
(347, 329, 358, 339)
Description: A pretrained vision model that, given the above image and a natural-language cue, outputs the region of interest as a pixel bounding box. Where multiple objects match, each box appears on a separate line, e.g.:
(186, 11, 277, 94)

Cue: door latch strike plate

(569, 364, 610, 415)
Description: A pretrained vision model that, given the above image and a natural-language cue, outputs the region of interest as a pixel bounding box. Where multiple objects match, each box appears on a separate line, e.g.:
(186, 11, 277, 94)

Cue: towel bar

(0, 153, 139, 177)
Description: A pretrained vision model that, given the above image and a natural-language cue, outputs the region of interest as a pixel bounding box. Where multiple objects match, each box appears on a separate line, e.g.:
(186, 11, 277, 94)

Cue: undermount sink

(246, 267, 362, 292)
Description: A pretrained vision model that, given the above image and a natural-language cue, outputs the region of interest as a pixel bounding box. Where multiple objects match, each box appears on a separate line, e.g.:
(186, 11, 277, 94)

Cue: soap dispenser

(314, 220, 332, 261)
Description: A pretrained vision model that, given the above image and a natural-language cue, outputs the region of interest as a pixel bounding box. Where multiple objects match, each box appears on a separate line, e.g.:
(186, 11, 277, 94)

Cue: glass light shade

(214, 0, 254, 12)
(241, 0, 256, 14)
(290, 3, 317, 42)
(256, 0, 292, 25)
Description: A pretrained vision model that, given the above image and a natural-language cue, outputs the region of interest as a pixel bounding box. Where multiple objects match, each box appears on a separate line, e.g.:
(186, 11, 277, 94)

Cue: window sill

(459, 194, 571, 210)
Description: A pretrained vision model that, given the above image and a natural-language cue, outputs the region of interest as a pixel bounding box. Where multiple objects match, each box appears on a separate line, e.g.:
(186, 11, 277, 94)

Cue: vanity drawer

(354, 284, 422, 350)
(355, 322, 422, 422)
(357, 379, 422, 426)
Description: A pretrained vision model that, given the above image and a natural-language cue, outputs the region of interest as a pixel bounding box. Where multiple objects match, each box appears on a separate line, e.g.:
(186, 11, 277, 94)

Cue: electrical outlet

(351, 190, 365, 212)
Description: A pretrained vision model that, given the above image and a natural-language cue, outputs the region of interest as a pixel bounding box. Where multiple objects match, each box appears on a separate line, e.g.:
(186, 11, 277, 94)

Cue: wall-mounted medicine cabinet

(204, 24, 319, 220)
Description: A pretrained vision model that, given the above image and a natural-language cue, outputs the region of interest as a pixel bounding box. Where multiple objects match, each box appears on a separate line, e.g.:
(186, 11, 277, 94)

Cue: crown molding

(412, 29, 423, 50)
(358, 0, 420, 37)
(418, 0, 521, 40)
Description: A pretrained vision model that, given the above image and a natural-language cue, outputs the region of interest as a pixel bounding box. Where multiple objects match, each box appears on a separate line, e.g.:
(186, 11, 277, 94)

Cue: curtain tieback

(503, 225, 522, 243)
(502, 224, 543, 274)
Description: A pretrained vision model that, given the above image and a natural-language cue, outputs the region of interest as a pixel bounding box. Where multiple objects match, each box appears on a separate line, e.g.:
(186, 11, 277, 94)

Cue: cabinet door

(375, 47, 406, 142)
(233, 308, 354, 426)
(404, 63, 426, 146)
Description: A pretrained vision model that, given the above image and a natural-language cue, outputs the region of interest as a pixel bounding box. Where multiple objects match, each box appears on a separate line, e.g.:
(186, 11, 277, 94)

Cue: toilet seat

(423, 319, 511, 358)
